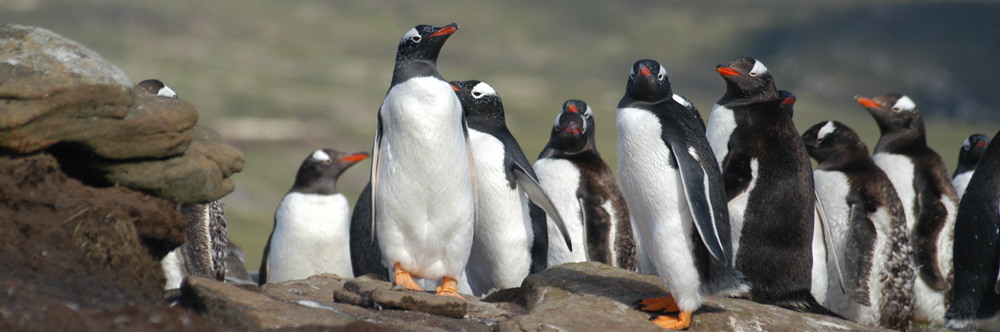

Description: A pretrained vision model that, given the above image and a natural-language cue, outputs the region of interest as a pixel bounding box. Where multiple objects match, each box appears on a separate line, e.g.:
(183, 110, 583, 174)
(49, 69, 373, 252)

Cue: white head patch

(962, 136, 972, 149)
(400, 27, 421, 44)
(158, 86, 177, 98)
(749, 59, 768, 77)
(657, 65, 668, 80)
(312, 149, 331, 161)
(471, 82, 496, 99)
(817, 121, 837, 141)
(891, 95, 916, 112)
(583, 105, 593, 118)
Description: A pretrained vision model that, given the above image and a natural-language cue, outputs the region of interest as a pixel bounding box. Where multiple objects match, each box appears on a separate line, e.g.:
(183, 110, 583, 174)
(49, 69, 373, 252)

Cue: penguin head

(778, 90, 796, 118)
(801, 120, 869, 166)
(450, 80, 505, 125)
(136, 79, 178, 98)
(855, 93, 924, 135)
(290, 149, 369, 195)
(958, 133, 990, 169)
(715, 57, 778, 101)
(396, 23, 459, 64)
(545, 99, 596, 155)
(625, 59, 672, 103)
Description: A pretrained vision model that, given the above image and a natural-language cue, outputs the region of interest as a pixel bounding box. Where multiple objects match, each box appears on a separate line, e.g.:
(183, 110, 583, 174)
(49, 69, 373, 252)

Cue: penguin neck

(875, 116, 927, 153)
(391, 59, 442, 87)
(816, 144, 870, 171)
(466, 112, 506, 132)
(290, 176, 340, 196)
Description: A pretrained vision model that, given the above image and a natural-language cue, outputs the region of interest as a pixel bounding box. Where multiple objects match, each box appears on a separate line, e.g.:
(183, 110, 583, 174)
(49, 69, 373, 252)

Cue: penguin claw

(651, 311, 692, 330)
(434, 277, 467, 302)
(639, 294, 679, 313)
(393, 263, 423, 291)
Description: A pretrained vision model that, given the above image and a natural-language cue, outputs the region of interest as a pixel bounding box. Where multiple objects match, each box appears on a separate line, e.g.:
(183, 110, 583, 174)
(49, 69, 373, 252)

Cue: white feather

(534, 158, 587, 266)
(268, 192, 353, 283)
(706, 103, 736, 170)
(892, 95, 916, 112)
(953, 171, 974, 199)
(728, 159, 759, 266)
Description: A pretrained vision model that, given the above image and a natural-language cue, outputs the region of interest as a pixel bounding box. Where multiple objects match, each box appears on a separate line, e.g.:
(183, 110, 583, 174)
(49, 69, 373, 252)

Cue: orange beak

(715, 66, 739, 76)
(341, 153, 369, 163)
(855, 96, 881, 108)
(639, 66, 652, 76)
(566, 104, 579, 113)
(428, 24, 458, 38)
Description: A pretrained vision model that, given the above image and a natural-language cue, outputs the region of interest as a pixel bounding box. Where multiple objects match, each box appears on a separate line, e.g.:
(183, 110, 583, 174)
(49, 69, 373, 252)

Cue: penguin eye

(657, 73, 665, 80)
(472, 91, 482, 98)
(816, 138, 824, 144)
(749, 71, 759, 77)
(323, 159, 333, 165)
(891, 107, 900, 112)
(629, 73, 635, 80)
(411, 36, 421, 43)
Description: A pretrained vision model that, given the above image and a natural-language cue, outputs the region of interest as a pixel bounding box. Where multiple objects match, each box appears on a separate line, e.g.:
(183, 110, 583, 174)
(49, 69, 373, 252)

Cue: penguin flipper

(579, 197, 590, 261)
(815, 190, 847, 295)
(845, 203, 875, 306)
(258, 223, 273, 286)
(513, 165, 572, 251)
(369, 114, 383, 244)
(671, 145, 727, 264)
(995, 199, 1000, 294)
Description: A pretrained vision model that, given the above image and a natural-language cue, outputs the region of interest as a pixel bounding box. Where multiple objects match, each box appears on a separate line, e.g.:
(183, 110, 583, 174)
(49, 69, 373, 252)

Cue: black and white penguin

(140, 79, 236, 290)
(803, 120, 916, 330)
(368, 23, 473, 300)
(534, 99, 635, 271)
(705, 57, 837, 316)
(258, 149, 368, 285)
(953, 134, 990, 198)
(856, 93, 959, 324)
(449, 80, 571, 296)
(778, 90, 796, 118)
(616, 59, 748, 330)
(946, 129, 1000, 331)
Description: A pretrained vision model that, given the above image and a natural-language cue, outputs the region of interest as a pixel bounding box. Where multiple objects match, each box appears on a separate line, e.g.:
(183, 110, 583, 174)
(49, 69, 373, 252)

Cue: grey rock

(370, 288, 467, 319)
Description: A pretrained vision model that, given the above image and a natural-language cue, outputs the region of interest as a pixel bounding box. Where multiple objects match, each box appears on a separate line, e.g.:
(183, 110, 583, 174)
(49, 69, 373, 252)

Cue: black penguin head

(290, 149, 369, 195)
(855, 93, 924, 135)
(778, 90, 796, 118)
(625, 59, 672, 103)
(957, 133, 990, 172)
(136, 79, 178, 98)
(715, 57, 778, 100)
(545, 99, 596, 155)
(801, 120, 869, 167)
(395, 23, 459, 65)
(450, 80, 505, 125)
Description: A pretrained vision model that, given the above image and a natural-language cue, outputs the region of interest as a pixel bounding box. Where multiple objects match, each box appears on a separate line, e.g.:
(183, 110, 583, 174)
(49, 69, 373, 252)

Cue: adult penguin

(705, 57, 838, 316)
(450, 80, 571, 296)
(946, 129, 1000, 331)
(617, 59, 748, 330)
(953, 134, 990, 198)
(369, 23, 473, 300)
(534, 99, 635, 270)
(856, 93, 959, 324)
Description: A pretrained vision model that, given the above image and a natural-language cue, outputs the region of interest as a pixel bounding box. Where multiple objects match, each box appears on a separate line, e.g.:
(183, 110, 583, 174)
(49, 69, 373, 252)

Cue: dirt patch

(0, 152, 218, 331)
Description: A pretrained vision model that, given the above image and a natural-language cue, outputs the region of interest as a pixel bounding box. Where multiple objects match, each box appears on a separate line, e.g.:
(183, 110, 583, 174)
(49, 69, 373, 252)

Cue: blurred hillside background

(3, 0, 997, 272)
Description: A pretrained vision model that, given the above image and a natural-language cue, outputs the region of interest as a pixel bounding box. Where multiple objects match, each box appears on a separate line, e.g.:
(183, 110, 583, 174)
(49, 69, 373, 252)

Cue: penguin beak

(565, 104, 579, 113)
(781, 96, 795, 105)
(429, 23, 459, 38)
(451, 84, 460, 92)
(341, 153, 369, 163)
(639, 65, 652, 77)
(715, 65, 739, 76)
(977, 140, 989, 148)
(562, 122, 581, 135)
(854, 96, 881, 108)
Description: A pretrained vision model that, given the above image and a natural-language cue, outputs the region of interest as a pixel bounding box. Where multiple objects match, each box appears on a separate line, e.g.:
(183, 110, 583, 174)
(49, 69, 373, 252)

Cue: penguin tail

(701, 258, 750, 297)
(769, 290, 847, 320)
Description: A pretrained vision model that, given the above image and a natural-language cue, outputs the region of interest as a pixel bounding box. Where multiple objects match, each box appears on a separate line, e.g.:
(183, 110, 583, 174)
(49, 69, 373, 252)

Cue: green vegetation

(4, 0, 996, 271)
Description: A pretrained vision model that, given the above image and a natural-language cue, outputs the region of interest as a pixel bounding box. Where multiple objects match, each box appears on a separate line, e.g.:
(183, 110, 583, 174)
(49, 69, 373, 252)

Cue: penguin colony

(152, 22, 1000, 331)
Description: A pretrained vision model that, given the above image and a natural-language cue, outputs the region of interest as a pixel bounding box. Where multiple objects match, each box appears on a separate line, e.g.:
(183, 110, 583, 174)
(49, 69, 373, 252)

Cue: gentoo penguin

(258, 149, 368, 285)
(946, 129, 1000, 331)
(705, 57, 837, 316)
(856, 93, 959, 324)
(534, 99, 635, 270)
(778, 90, 796, 118)
(369, 23, 473, 300)
(803, 121, 916, 330)
(616, 59, 748, 330)
(141, 79, 233, 290)
(953, 134, 990, 198)
(450, 80, 571, 296)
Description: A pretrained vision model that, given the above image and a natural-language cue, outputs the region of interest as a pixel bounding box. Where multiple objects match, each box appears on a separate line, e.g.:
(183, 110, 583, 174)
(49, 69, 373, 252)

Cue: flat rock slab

(370, 288, 467, 319)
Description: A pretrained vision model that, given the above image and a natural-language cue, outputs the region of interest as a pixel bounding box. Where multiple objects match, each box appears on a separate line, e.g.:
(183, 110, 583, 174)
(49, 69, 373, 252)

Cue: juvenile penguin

(856, 93, 959, 323)
(953, 134, 990, 198)
(945, 129, 1000, 331)
(617, 59, 748, 330)
(450, 80, 571, 296)
(141, 80, 234, 290)
(534, 99, 635, 270)
(369, 23, 473, 300)
(258, 149, 368, 285)
(705, 57, 836, 316)
(803, 121, 916, 330)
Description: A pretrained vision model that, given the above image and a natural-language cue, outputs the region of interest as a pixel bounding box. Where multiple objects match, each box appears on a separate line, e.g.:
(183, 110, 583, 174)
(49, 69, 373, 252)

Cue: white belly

(872, 153, 916, 231)
(534, 158, 587, 267)
(728, 158, 759, 266)
(705, 103, 736, 170)
(953, 171, 973, 199)
(617, 106, 702, 312)
(269, 193, 353, 283)
(815, 170, 850, 308)
(465, 130, 532, 296)
(375, 77, 475, 280)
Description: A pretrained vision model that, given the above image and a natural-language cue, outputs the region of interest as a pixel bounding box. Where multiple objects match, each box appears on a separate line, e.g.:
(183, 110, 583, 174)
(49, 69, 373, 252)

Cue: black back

(954, 133, 990, 178)
(946, 129, 1000, 322)
(349, 182, 390, 280)
(715, 57, 822, 310)
(538, 99, 635, 270)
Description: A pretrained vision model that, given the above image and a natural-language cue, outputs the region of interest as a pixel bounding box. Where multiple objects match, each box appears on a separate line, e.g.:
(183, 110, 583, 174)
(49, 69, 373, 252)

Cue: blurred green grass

(3, 0, 996, 271)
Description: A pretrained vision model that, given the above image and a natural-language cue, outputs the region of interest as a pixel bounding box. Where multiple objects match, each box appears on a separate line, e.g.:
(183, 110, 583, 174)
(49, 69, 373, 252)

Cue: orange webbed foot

(434, 276, 466, 302)
(651, 310, 692, 330)
(639, 294, 680, 313)
(393, 263, 423, 291)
